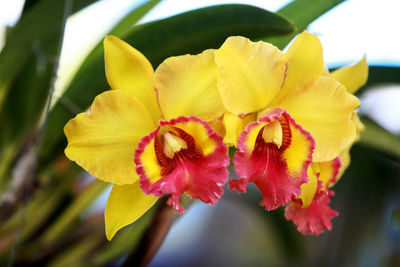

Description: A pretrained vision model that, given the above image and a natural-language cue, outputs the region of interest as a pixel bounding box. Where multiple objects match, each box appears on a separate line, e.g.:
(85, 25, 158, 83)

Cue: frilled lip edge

(285, 184, 339, 235)
(134, 115, 229, 212)
(231, 107, 316, 210)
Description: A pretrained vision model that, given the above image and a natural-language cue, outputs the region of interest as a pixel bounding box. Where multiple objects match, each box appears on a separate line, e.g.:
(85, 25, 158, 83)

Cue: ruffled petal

(105, 182, 158, 240)
(64, 90, 156, 185)
(231, 108, 315, 210)
(135, 116, 229, 213)
(104, 35, 161, 123)
(155, 49, 224, 121)
(285, 188, 339, 235)
(273, 76, 360, 162)
(271, 31, 324, 105)
(215, 36, 287, 115)
(318, 157, 342, 190)
(331, 56, 368, 94)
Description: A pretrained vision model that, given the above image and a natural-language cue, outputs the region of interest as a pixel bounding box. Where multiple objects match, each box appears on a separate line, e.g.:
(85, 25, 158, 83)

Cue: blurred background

(0, 0, 399, 266)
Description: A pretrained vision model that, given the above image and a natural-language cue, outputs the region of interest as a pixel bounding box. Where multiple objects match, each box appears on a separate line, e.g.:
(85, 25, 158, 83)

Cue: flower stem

(121, 196, 174, 267)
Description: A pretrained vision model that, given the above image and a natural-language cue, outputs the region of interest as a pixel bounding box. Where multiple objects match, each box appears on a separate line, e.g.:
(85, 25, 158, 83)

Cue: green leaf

(359, 117, 400, 159)
(121, 4, 294, 67)
(40, 180, 108, 244)
(109, 0, 162, 37)
(0, 0, 100, 180)
(92, 210, 154, 265)
(0, 0, 98, 103)
(21, 0, 98, 15)
(264, 0, 345, 48)
(39, 4, 295, 167)
(356, 66, 400, 95)
(0, 0, 161, 182)
(0, 0, 69, 182)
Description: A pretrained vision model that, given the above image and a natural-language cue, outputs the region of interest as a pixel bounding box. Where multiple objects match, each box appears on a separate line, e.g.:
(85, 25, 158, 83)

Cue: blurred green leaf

(92, 210, 154, 265)
(21, 0, 98, 15)
(0, 0, 68, 181)
(264, 0, 345, 48)
(122, 4, 294, 67)
(0, 0, 102, 181)
(0, 0, 162, 185)
(40, 180, 108, 244)
(0, 0, 98, 104)
(359, 117, 400, 159)
(0, 171, 76, 258)
(48, 233, 102, 267)
(356, 66, 400, 95)
(39, 4, 295, 168)
(109, 0, 162, 37)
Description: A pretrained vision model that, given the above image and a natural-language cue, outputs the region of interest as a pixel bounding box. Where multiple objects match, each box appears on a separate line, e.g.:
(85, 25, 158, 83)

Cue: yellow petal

(271, 31, 324, 105)
(352, 111, 365, 142)
(333, 112, 363, 181)
(223, 112, 256, 147)
(208, 116, 226, 138)
(104, 35, 161, 123)
(105, 182, 158, 240)
(215, 36, 287, 115)
(337, 146, 351, 180)
(275, 76, 360, 162)
(136, 130, 163, 184)
(298, 163, 319, 208)
(331, 56, 368, 94)
(155, 50, 224, 121)
(64, 90, 156, 185)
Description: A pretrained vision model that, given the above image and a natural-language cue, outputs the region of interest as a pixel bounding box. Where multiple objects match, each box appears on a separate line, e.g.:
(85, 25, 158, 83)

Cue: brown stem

(0, 143, 37, 223)
(122, 197, 174, 267)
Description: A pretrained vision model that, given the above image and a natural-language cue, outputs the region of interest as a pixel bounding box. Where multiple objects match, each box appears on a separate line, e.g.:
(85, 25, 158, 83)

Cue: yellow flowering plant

(215, 32, 368, 234)
(64, 36, 229, 240)
(64, 31, 368, 240)
(4, 0, 400, 265)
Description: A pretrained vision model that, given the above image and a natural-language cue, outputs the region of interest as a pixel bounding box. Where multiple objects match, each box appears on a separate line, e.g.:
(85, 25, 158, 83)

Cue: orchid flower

(214, 32, 366, 229)
(64, 36, 229, 240)
(285, 58, 368, 234)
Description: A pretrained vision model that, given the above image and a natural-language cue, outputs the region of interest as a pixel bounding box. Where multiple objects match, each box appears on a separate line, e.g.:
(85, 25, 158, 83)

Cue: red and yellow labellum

(284, 158, 342, 235)
(285, 188, 339, 235)
(230, 108, 315, 211)
(135, 116, 229, 213)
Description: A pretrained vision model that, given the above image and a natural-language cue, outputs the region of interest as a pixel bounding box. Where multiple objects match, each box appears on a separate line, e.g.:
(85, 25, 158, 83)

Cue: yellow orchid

(212, 32, 367, 234)
(64, 31, 368, 239)
(285, 58, 368, 234)
(64, 36, 229, 240)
